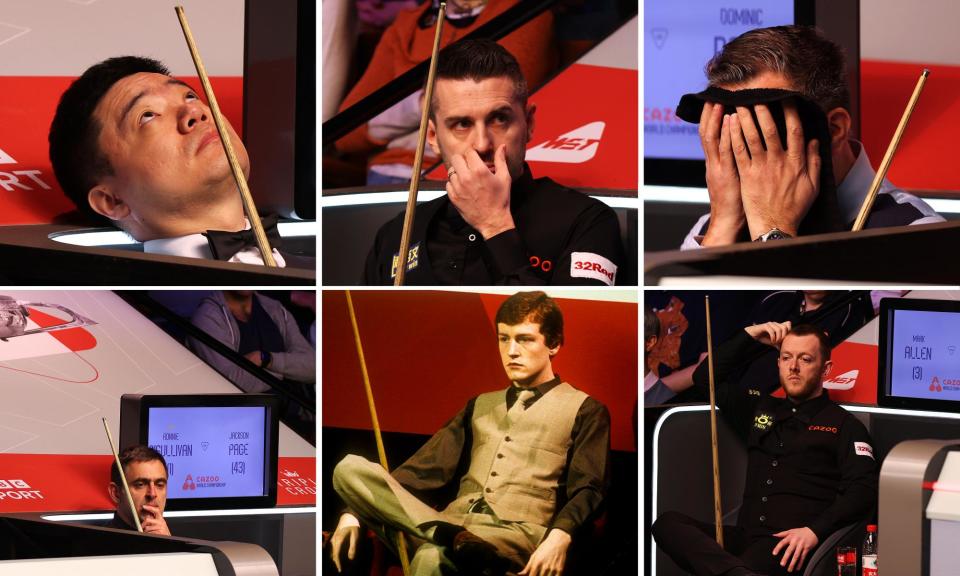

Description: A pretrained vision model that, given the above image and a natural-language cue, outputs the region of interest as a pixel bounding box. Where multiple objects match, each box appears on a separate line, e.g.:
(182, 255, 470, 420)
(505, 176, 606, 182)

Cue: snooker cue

(705, 296, 724, 547)
(344, 291, 412, 576)
(174, 6, 277, 267)
(851, 68, 929, 232)
(394, 2, 446, 286)
(102, 417, 143, 533)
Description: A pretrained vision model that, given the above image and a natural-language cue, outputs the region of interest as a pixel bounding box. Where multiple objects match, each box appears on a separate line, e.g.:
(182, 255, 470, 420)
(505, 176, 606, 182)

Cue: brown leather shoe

(450, 530, 512, 576)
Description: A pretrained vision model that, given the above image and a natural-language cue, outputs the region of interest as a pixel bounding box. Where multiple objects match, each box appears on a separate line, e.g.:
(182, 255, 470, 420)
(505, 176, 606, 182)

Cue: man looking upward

(49, 56, 306, 267)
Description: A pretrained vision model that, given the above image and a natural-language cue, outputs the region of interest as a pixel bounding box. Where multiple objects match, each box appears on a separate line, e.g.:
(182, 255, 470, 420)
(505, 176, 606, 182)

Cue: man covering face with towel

(677, 25, 942, 250)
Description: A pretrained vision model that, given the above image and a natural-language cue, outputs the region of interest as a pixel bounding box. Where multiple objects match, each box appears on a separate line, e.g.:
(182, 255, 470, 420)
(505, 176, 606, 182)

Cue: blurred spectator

(357, 0, 422, 30)
(289, 290, 317, 347)
(323, 0, 359, 121)
(644, 306, 675, 405)
(189, 291, 315, 442)
(336, 0, 557, 185)
(664, 291, 875, 404)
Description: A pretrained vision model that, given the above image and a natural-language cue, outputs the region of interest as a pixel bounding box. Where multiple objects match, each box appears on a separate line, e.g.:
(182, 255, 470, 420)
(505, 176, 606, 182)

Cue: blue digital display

(147, 407, 267, 499)
(644, 0, 794, 160)
(890, 310, 960, 401)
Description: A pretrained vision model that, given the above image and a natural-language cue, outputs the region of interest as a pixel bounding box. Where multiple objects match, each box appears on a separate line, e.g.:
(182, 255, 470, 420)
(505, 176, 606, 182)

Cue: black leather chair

(652, 407, 872, 576)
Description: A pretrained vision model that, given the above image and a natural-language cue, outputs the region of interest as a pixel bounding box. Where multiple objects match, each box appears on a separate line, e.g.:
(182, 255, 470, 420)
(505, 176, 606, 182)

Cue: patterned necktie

(507, 388, 535, 425)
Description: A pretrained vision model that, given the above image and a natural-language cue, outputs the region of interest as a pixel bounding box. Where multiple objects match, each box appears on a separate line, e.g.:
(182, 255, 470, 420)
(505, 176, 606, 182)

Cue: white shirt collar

(836, 141, 896, 224)
(142, 220, 286, 267)
(143, 234, 213, 259)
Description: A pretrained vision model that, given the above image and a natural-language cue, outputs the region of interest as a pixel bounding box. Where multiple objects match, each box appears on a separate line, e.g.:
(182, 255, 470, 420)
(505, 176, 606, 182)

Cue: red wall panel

(323, 291, 638, 451)
(861, 60, 960, 191)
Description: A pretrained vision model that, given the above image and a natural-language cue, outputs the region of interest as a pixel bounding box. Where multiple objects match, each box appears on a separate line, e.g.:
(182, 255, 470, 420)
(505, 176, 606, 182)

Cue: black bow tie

(204, 215, 282, 261)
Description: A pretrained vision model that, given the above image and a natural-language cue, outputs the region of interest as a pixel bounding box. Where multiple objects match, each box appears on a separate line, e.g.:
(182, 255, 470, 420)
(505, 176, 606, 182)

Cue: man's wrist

(338, 513, 360, 529)
(746, 217, 798, 241)
(702, 216, 745, 246)
(753, 228, 793, 242)
(546, 528, 572, 543)
(478, 220, 516, 240)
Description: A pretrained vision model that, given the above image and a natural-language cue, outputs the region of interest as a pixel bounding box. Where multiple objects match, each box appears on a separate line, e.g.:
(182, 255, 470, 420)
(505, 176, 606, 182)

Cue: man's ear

(826, 107, 851, 149)
(645, 335, 658, 353)
(108, 482, 120, 505)
(548, 342, 560, 357)
(88, 184, 130, 221)
(821, 359, 833, 381)
(426, 118, 441, 157)
(525, 102, 537, 142)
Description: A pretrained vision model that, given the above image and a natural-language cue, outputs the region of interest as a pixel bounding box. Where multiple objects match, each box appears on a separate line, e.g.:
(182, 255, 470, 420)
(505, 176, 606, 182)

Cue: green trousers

(333, 454, 546, 575)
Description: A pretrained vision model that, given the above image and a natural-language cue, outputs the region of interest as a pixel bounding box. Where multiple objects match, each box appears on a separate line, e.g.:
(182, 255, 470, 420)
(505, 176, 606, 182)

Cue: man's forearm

(549, 488, 604, 535)
(808, 484, 876, 541)
(691, 329, 768, 396)
(551, 399, 609, 535)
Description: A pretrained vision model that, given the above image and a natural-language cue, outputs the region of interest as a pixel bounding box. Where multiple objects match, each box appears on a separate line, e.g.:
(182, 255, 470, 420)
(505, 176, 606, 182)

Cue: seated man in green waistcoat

(330, 291, 610, 576)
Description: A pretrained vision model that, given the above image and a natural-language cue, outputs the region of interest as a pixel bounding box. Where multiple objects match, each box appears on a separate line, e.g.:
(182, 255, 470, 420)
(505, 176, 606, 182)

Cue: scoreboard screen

(147, 406, 268, 499)
(880, 299, 960, 410)
(644, 0, 795, 161)
(120, 394, 279, 510)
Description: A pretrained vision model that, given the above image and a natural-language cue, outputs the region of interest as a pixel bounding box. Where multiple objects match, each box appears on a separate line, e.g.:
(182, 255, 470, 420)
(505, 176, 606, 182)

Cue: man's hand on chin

(518, 528, 570, 576)
(699, 102, 746, 247)
(140, 505, 171, 536)
(446, 145, 515, 239)
(728, 100, 821, 241)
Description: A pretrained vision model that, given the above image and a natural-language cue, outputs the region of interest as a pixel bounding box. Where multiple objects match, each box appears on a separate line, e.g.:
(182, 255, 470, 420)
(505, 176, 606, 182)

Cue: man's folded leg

(333, 455, 513, 575)
(333, 454, 445, 538)
(410, 543, 456, 576)
(651, 511, 752, 576)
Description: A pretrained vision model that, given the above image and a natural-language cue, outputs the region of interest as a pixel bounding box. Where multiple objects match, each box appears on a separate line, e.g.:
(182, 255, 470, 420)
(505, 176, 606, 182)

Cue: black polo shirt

(363, 167, 625, 285)
(693, 331, 878, 541)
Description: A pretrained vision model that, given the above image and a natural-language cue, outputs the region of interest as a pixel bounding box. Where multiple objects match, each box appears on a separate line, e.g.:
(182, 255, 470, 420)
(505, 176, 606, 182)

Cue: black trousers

(652, 511, 804, 576)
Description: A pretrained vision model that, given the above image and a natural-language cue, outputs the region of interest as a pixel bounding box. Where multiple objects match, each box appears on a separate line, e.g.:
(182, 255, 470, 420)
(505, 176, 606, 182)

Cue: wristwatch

(754, 228, 793, 242)
(260, 350, 272, 369)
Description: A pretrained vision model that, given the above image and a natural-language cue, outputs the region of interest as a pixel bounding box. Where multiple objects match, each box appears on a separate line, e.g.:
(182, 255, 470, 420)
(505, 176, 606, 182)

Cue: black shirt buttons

(468, 233, 477, 242)
(772, 460, 779, 467)
(762, 496, 768, 503)
(766, 479, 773, 485)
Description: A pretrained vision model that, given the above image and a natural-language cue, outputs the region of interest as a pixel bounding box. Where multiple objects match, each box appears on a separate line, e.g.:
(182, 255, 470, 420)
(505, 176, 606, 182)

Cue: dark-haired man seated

(106, 445, 171, 535)
(330, 291, 609, 576)
(48, 56, 310, 268)
(681, 25, 942, 249)
(652, 322, 877, 576)
(363, 39, 625, 285)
